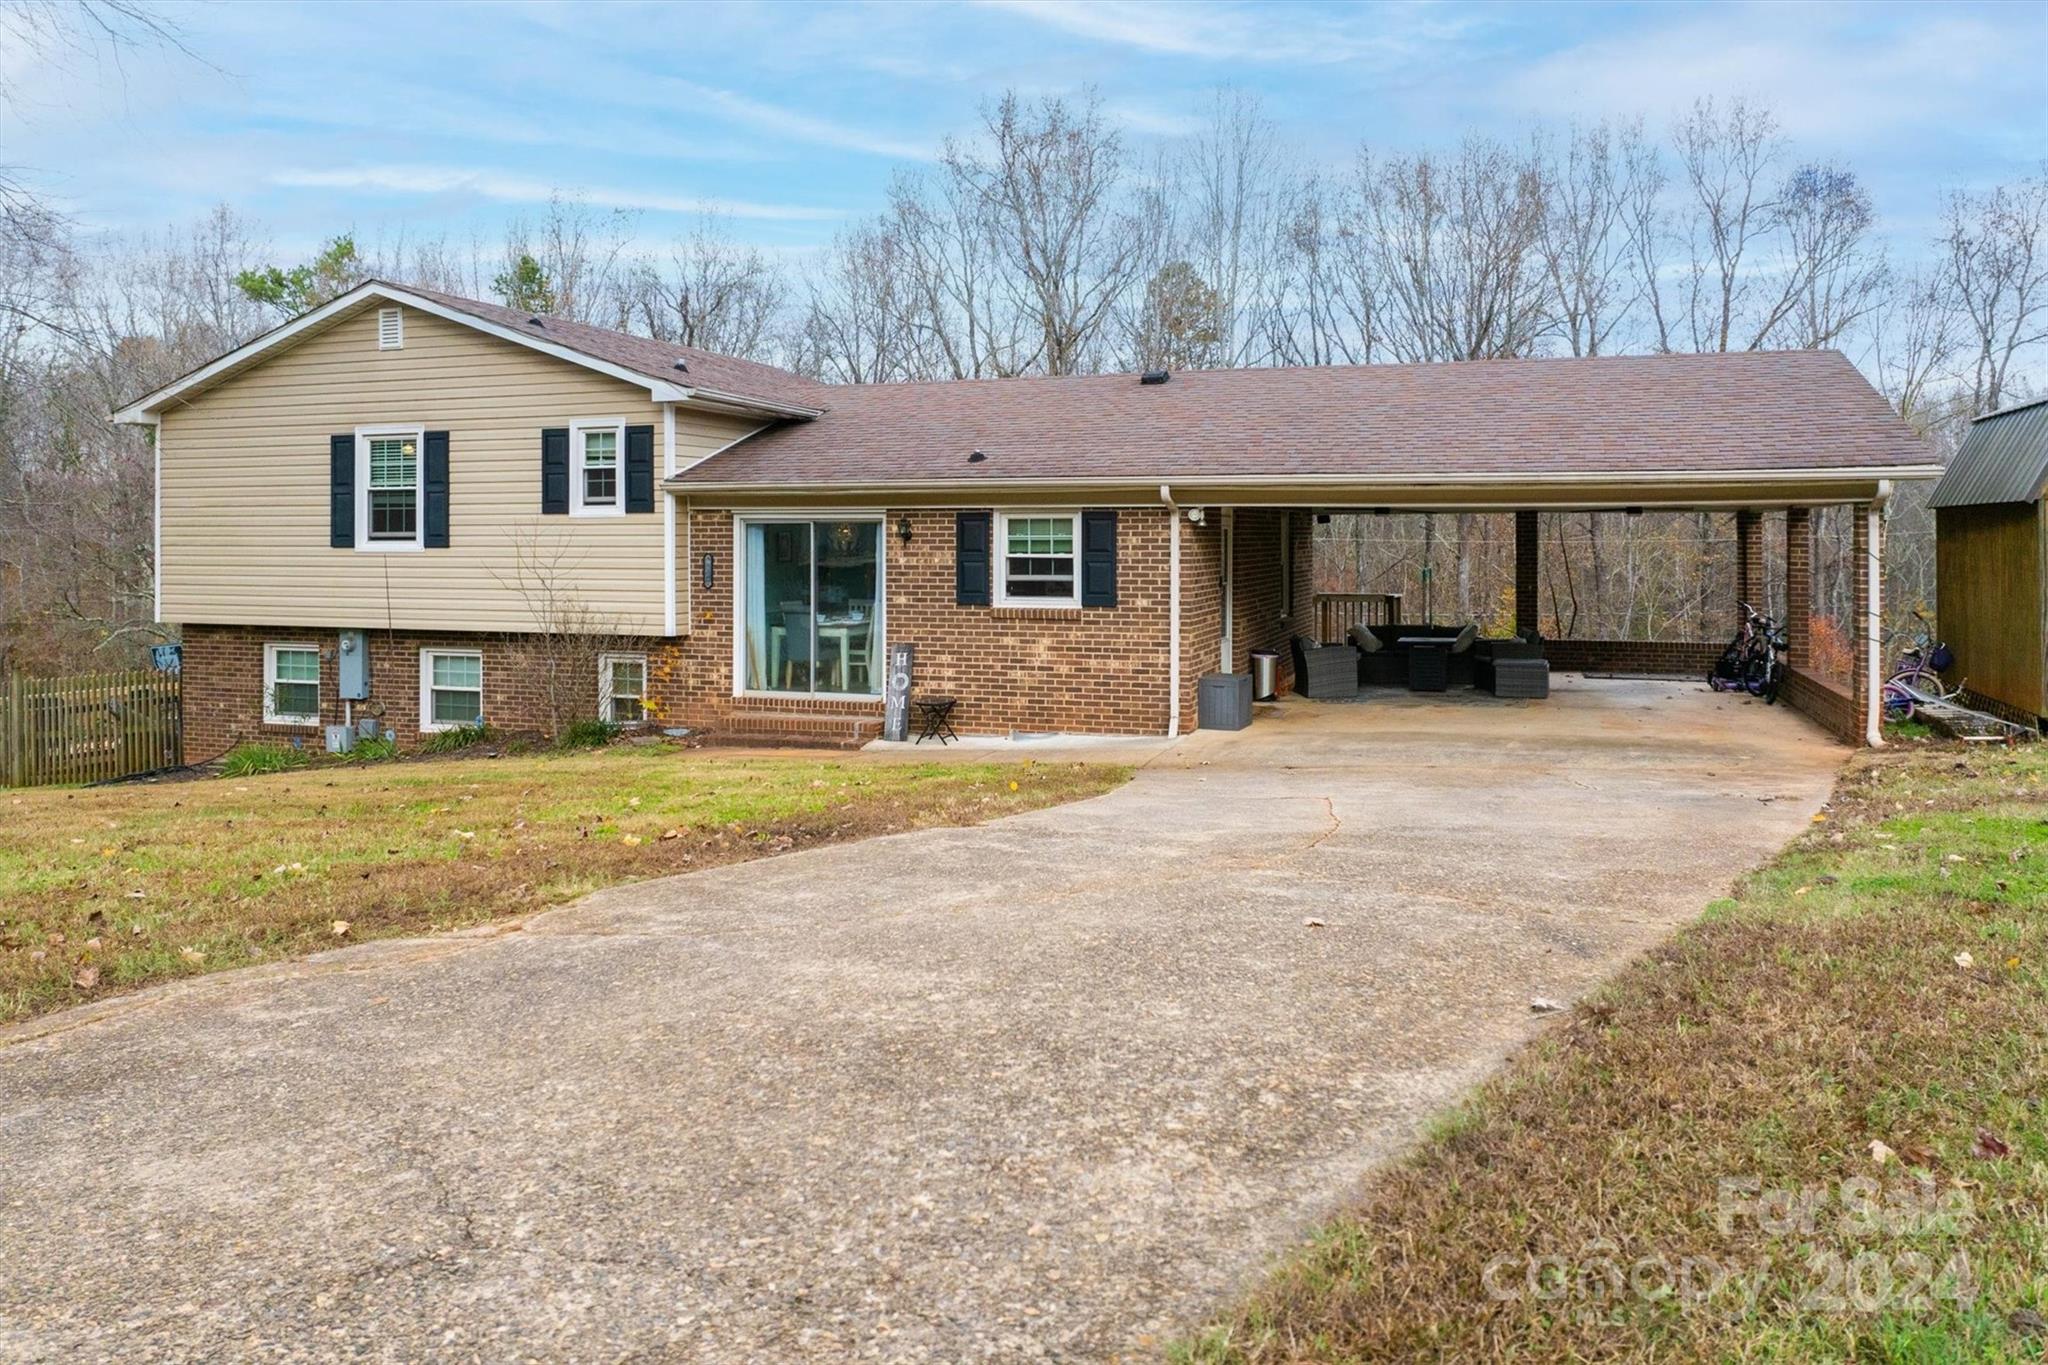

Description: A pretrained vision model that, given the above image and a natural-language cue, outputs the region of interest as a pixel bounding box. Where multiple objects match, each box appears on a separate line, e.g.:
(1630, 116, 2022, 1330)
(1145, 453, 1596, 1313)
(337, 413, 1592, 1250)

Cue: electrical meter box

(337, 629, 370, 700)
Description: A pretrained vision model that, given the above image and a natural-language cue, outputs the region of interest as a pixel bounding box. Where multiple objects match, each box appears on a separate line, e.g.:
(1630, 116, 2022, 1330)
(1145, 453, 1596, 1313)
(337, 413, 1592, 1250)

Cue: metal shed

(1930, 397, 2048, 725)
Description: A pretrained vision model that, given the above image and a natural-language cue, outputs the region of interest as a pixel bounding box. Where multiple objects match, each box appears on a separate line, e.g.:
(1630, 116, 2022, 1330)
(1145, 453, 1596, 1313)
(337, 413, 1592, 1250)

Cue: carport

(1177, 354, 1942, 747)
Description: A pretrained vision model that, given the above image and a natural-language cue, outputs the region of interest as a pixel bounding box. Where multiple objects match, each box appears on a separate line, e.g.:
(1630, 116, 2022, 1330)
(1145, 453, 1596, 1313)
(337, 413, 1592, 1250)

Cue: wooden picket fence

(1, 670, 183, 788)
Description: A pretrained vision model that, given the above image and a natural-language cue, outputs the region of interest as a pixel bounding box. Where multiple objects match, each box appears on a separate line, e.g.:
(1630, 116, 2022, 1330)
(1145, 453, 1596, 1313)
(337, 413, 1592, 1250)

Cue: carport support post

(1735, 510, 1763, 630)
(1513, 510, 1539, 638)
(1785, 506, 1814, 672)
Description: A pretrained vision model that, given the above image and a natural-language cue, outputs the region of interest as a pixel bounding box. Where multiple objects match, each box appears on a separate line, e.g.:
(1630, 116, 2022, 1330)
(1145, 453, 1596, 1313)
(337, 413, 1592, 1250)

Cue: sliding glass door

(740, 518, 882, 696)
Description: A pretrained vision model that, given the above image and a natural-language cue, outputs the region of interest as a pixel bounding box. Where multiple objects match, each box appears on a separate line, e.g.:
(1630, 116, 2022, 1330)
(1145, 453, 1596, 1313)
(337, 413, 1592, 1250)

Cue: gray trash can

(1197, 672, 1254, 731)
(1249, 649, 1280, 701)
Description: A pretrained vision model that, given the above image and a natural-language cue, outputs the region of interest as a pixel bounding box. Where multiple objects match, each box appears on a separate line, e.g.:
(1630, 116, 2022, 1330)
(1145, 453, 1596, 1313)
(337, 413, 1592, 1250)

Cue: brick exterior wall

(1786, 505, 1813, 672)
(1782, 666, 1857, 743)
(671, 505, 1185, 738)
(1221, 508, 1315, 686)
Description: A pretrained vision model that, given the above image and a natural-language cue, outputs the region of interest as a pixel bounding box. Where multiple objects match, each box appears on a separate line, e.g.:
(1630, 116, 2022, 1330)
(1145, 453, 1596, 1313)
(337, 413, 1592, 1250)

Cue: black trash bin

(1197, 672, 1254, 731)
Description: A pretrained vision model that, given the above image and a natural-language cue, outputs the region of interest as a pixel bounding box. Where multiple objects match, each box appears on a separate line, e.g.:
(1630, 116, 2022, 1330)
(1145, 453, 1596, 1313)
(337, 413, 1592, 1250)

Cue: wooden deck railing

(1314, 593, 1403, 645)
(2, 670, 183, 787)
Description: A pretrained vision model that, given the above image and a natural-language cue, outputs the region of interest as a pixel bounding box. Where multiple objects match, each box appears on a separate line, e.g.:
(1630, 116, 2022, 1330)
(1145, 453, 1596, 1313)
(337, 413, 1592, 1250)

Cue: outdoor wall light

(896, 515, 913, 545)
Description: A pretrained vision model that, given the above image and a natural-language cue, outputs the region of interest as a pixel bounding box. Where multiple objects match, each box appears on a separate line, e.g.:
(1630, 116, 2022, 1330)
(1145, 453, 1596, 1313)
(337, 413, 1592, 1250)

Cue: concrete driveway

(0, 678, 1843, 1362)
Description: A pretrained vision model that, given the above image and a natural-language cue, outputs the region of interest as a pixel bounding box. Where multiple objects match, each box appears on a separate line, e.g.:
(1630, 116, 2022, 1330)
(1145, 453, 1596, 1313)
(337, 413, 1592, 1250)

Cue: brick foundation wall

(1543, 638, 1723, 675)
(179, 623, 687, 763)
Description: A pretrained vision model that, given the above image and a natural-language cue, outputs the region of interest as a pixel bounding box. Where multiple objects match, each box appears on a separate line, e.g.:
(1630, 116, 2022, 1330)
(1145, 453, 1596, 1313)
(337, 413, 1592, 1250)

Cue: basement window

(600, 653, 647, 725)
(420, 649, 483, 732)
(263, 643, 321, 726)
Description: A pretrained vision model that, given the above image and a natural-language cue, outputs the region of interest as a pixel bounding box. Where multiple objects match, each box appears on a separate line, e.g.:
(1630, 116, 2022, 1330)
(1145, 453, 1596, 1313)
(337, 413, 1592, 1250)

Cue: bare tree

(499, 194, 637, 326)
(944, 91, 1145, 375)
(1350, 137, 1552, 363)
(1941, 172, 2048, 414)
(1536, 120, 1650, 356)
(490, 528, 636, 738)
(621, 215, 788, 360)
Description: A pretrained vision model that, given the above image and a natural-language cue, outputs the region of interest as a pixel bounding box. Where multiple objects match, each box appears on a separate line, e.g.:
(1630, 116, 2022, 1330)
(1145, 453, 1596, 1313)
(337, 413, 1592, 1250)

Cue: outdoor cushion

(1450, 623, 1478, 654)
(1348, 623, 1383, 652)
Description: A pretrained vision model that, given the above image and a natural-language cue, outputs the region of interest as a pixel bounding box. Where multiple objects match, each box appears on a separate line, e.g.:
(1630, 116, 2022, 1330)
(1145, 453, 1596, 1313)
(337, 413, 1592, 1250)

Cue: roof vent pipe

(673, 359, 689, 372)
(526, 316, 545, 328)
(968, 449, 987, 463)
(1140, 370, 1170, 385)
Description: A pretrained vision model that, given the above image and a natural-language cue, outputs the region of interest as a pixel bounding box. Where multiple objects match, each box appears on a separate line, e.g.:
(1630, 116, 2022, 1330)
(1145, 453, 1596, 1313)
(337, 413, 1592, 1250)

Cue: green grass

(0, 747, 1128, 1024)
(1182, 741, 2048, 1364)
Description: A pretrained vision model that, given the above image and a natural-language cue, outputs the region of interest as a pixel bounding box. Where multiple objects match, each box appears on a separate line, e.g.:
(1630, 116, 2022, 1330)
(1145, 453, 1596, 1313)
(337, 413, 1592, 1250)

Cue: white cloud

(1492, 5, 2018, 146)
(655, 79, 938, 162)
(271, 166, 847, 222)
(973, 0, 1474, 66)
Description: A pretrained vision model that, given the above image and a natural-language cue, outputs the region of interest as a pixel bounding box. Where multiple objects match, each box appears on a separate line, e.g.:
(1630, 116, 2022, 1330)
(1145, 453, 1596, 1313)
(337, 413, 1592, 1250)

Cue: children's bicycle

(1882, 610, 1959, 721)
(1709, 602, 1788, 704)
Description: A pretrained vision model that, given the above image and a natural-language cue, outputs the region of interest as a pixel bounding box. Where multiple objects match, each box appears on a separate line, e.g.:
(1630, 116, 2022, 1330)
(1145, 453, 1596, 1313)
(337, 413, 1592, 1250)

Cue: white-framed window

(356, 424, 423, 551)
(263, 642, 321, 726)
(569, 419, 626, 517)
(996, 511, 1078, 607)
(377, 307, 403, 350)
(419, 649, 484, 732)
(599, 652, 647, 725)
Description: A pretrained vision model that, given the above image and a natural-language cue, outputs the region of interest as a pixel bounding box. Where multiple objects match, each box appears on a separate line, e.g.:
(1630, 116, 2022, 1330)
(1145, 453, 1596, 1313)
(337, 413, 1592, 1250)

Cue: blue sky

(4, 0, 2043, 261)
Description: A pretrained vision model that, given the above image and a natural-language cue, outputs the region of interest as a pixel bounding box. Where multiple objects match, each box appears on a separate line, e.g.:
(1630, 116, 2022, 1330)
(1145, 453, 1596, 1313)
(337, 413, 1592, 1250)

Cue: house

(115, 281, 1937, 755)
(1929, 396, 2048, 729)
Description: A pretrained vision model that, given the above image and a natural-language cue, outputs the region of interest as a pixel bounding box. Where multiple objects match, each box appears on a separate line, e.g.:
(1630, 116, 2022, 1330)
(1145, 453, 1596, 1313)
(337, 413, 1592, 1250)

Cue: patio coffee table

(1398, 637, 1452, 692)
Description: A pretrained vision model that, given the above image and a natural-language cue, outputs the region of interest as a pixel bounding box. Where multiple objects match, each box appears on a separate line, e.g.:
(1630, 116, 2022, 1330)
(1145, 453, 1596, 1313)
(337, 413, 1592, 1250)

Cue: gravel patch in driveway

(0, 677, 1844, 1361)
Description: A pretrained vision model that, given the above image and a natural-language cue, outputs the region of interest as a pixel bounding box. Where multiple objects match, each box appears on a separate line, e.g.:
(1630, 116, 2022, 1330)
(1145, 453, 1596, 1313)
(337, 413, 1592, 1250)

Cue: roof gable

(114, 281, 825, 424)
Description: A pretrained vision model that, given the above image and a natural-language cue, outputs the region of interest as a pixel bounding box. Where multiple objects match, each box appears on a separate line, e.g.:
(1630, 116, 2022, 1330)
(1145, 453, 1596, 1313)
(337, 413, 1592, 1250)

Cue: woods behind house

(3, 76, 2044, 676)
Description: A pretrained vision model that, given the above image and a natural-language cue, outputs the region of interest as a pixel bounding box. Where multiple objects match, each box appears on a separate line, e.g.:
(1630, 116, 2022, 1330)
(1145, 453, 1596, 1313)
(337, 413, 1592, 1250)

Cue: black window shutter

(624, 424, 656, 513)
(955, 511, 992, 606)
(422, 430, 450, 548)
(329, 433, 354, 548)
(540, 427, 569, 514)
(1081, 509, 1118, 607)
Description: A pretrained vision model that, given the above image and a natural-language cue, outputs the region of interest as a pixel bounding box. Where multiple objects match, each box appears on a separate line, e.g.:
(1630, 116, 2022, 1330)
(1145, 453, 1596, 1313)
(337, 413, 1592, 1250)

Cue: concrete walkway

(0, 678, 1844, 1362)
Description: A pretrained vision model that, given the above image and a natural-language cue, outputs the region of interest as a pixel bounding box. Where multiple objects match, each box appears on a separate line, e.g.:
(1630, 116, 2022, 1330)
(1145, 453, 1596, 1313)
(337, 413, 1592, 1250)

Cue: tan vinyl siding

(159, 305, 764, 635)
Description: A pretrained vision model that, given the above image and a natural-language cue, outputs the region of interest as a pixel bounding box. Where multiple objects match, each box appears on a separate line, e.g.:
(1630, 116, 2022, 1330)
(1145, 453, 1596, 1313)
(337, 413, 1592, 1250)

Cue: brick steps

(706, 710, 883, 750)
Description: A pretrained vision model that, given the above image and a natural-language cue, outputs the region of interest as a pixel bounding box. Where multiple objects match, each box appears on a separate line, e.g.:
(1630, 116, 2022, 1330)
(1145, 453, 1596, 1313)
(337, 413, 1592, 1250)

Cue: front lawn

(1185, 740, 2048, 1363)
(0, 747, 1127, 1024)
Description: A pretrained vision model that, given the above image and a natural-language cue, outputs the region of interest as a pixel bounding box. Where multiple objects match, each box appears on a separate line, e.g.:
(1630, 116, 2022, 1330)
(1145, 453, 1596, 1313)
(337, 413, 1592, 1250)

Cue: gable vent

(377, 307, 403, 350)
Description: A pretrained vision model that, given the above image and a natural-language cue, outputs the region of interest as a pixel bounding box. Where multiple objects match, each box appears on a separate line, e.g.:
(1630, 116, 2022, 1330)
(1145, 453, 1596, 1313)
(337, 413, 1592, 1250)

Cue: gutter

(663, 465, 1949, 497)
(1161, 484, 1180, 740)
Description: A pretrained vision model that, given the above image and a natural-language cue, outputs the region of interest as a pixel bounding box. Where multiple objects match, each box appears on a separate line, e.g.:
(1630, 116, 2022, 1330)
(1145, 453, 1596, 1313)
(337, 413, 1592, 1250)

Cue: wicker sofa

(1349, 622, 1479, 688)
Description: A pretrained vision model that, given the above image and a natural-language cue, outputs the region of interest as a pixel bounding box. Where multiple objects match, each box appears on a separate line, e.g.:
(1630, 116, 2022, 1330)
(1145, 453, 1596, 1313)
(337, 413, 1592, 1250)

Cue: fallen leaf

(179, 947, 206, 964)
(1974, 1129, 2011, 1159)
(659, 829, 682, 841)
(627, 796, 641, 807)
(1869, 1139, 1895, 1164)
(1302, 917, 1326, 928)
(620, 834, 643, 846)
(332, 920, 351, 937)
(1899, 1141, 1939, 1168)
(1530, 997, 1564, 1014)
(1008, 781, 1020, 792)
(453, 830, 476, 840)
(1954, 951, 1976, 969)
(2011, 1308, 2047, 1338)
(72, 966, 99, 989)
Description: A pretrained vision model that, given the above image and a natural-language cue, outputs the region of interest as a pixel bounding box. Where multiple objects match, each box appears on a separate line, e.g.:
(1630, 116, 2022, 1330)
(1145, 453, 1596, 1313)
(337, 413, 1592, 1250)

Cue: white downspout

(662, 403, 678, 637)
(1866, 481, 1890, 748)
(1162, 484, 1180, 739)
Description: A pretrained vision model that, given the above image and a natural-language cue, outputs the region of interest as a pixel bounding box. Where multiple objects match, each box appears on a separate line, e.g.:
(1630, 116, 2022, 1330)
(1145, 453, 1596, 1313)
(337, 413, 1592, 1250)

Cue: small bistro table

(912, 696, 960, 745)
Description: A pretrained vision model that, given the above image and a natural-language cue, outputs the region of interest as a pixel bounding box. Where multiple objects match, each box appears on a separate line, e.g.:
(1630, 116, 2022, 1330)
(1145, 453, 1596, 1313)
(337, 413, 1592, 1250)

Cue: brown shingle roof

(397, 283, 830, 415)
(674, 349, 1931, 487)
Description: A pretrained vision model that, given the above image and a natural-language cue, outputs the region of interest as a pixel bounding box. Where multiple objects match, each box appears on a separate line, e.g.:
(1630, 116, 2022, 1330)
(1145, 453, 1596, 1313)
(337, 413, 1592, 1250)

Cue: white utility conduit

(1161, 484, 1180, 739)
